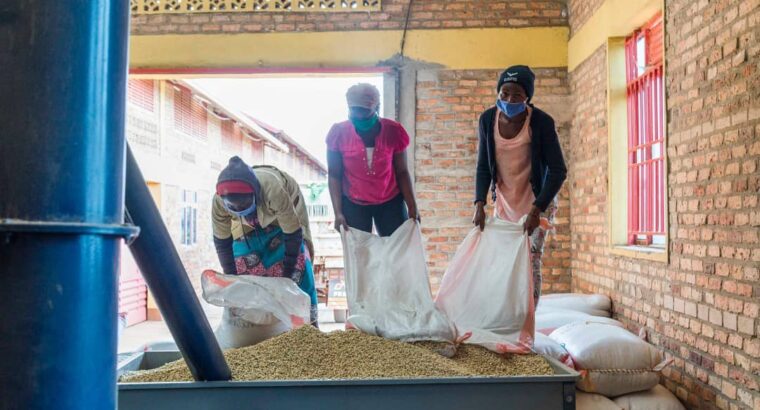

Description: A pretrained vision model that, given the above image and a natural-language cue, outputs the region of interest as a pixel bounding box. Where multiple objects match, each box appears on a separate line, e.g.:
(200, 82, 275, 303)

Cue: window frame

(606, 11, 668, 263)
(127, 79, 156, 113)
(173, 85, 208, 140)
(625, 13, 666, 247)
(180, 189, 198, 246)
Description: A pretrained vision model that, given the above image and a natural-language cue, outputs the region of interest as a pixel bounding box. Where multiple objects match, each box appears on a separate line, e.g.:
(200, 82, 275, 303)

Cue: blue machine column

(0, 1, 133, 409)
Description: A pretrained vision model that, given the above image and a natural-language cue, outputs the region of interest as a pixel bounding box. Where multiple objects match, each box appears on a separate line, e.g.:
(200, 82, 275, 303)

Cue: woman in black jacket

(472, 65, 567, 306)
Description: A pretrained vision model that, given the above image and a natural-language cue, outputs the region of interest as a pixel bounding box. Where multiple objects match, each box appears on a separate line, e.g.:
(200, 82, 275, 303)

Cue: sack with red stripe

(550, 322, 672, 397)
(435, 217, 535, 354)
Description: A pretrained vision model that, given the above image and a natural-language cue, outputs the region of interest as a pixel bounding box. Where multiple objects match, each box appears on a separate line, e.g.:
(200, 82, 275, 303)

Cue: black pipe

(125, 145, 231, 381)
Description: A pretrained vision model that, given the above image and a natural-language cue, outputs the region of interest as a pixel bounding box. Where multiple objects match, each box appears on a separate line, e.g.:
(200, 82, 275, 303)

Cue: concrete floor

(118, 303, 345, 353)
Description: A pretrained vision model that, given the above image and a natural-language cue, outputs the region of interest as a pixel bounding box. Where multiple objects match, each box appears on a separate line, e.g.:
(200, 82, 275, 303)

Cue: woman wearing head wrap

(326, 83, 419, 236)
(473, 65, 567, 306)
(212, 156, 318, 326)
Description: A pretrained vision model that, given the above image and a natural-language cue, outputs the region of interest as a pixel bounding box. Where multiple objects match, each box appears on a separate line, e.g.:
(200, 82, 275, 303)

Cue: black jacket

(475, 105, 567, 211)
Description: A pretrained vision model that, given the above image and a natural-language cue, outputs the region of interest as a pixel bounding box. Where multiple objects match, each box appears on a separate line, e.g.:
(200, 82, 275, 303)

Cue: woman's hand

(473, 202, 486, 232)
(523, 206, 541, 236)
(334, 213, 349, 232)
(408, 205, 421, 223)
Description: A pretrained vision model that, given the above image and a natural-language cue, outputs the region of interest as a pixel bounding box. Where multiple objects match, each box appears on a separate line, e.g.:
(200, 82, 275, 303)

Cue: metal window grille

(127, 79, 155, 112)
(307, 204, 329, 218)
(625, 12, 665, 246)
(221, 120, 243, 151)
(174, 86, 208, 140)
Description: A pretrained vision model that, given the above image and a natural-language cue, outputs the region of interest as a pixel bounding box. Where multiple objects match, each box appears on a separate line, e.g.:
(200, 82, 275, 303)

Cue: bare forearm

(328, 175, 344, 216)
(327, 150, 345, 217)
(396, 170, 417, 211)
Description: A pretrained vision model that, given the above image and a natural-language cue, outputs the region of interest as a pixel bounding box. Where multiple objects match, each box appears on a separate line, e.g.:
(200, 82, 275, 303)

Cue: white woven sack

(341, 220, 455, 342)
(435, 217, 534, 353)
(538, 293, 612, 317)
(201, 270, 310, 349)
(214, 308, 290, 349)
(536, 309, 623, 335)
(575, 391, 622, 410)
(613, 385, 685, 410)
(533, 332, 574, 369)
(536, 293, 612, 317)
(550, 322, 670, 397)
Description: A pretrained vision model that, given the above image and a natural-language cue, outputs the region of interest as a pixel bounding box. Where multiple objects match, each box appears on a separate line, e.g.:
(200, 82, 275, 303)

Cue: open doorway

(119, 70, 394, 352)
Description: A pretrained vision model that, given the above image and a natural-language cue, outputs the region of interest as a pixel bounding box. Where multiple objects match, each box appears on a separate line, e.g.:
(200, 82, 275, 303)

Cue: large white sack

(613, 385, 685, 410)
(341, 220, 455, 342)
(214, 308, 290, 349)
(202, 270, 311, 327)
(551, 322, 668, 397)
(538, 293, 612, 317)
(533, 332, 574, 369)
(201, 270, 310, 349)
(435, 217, 534, 353)
(575, 391, 622, 410)
(536, 309, 623, 335)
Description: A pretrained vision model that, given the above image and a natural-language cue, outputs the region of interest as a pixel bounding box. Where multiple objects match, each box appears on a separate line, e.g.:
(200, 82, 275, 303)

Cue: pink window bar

(625, 13, 665, 246)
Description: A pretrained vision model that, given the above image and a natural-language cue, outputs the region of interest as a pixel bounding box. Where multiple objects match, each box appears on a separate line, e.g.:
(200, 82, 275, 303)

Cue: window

(625, 13, 665, 246)
(173, 85, 208, 139)
(180, 190, 198, 245)
(221, 120, 243, 151)
(307, 204, 329, 218)
(127, 79, 155, 112)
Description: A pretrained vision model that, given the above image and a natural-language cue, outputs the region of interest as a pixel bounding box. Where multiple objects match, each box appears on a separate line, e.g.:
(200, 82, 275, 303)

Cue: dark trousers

(342, 194, 408, 237)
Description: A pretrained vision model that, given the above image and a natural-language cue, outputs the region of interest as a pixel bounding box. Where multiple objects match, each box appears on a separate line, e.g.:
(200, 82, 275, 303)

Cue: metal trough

(118, 351, 579, 410)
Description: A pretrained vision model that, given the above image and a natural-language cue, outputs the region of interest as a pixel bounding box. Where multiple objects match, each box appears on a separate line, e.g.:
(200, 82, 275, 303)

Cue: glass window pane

(636, 36, 646, 76)
(192, 208, 197, 244)
(652, 143, 661, 159)
(180, 208, 186, 244)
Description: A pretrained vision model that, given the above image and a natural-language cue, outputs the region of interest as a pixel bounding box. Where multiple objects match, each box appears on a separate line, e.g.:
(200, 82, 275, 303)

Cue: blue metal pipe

(0, 1, 130, 409)
(125, 145, 231, 381)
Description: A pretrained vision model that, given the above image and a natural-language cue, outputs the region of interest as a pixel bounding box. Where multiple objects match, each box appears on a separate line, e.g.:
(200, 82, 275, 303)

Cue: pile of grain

(120, 326, 552, 383)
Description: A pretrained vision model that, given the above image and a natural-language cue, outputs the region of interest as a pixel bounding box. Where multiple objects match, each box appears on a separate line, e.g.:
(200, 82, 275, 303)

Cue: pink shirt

(326, 118, 410, 205)
(493, 107, 536, 222)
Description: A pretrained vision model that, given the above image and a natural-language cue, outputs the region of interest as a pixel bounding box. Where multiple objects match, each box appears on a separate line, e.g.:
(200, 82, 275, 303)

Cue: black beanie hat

(216, 156, 261, 197)
(496, 65, 535, 101)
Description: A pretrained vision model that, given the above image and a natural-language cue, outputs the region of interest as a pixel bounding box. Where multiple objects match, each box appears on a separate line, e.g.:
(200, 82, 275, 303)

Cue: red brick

(131, 0, 568, 34)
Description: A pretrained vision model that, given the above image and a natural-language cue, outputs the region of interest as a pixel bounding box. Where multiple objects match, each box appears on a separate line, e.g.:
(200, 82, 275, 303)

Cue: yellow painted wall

(567, 0, 662, 71)
(129, 27, 568, 71)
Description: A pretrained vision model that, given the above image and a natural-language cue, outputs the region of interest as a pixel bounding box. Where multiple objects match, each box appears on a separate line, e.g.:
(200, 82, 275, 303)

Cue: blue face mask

(496, 100, 527, 118)
(227, 201, 256, 218)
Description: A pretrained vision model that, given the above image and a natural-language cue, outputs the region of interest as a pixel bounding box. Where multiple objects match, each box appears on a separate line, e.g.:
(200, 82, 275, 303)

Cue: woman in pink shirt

(326, 83, 419, 236)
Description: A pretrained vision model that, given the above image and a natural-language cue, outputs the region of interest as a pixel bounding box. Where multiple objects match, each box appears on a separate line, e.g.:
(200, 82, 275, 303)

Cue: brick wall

(130, 0, 567, 35)
(567, 0, 604, 36)
(567, 0, 760, 408)
(415, 67, 571, 294)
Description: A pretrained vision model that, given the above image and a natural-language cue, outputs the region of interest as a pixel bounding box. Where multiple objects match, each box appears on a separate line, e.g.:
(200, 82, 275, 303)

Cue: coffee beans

(120, 326, 552, 383)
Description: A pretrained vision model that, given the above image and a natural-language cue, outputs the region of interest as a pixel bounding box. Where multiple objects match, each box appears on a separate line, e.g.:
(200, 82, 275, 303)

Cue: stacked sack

(534, 293, 622, 365)
(536, 293, 685, 410)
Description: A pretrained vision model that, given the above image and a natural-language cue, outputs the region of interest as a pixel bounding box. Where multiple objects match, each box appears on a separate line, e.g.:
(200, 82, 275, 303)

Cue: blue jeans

(342, 194, 408, 237)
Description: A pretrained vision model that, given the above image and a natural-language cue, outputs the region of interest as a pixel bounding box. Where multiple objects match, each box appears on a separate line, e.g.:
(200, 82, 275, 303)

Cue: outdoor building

(119, 78, 328, 326)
